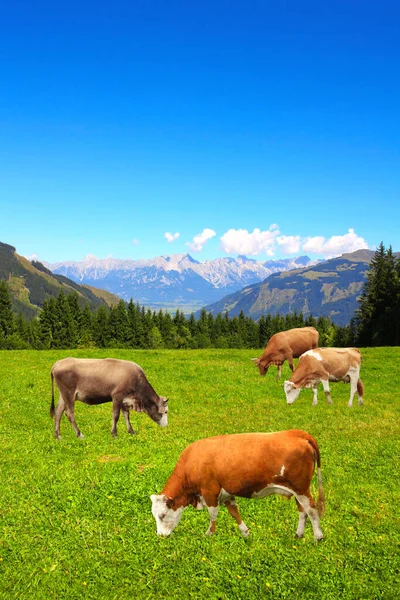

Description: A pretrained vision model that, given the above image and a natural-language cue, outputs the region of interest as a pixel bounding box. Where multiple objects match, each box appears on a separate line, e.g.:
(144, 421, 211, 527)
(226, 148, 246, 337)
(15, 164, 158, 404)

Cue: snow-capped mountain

(45, 253, 313, 312)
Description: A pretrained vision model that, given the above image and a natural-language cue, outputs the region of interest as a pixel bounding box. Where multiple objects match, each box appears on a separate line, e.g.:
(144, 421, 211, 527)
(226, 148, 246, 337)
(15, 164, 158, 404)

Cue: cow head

(150, 494, 184, 536)
(149, 396, 168, 427)
(251, 357, 269, 376)
(284, 380, 301, 404)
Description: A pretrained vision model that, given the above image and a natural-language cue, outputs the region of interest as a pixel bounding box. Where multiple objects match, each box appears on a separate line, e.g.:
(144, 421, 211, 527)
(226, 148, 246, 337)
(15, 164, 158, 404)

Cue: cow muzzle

(158, 413, 168, 427)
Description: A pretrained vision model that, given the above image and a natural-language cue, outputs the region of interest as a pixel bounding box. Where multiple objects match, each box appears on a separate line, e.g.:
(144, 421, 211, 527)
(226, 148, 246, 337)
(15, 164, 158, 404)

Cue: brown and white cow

(50, 357, 168, 439)
(284, 347, 364, 407)
(252, 326, 319, 380)
(150, 429, 325, 540)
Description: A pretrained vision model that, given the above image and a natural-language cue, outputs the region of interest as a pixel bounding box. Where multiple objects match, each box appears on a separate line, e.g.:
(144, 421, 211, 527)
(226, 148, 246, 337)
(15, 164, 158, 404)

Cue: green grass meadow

(0, 348, 399, 599)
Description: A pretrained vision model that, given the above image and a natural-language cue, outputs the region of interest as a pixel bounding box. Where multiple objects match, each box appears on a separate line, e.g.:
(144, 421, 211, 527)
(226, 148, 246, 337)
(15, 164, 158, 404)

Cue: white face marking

(158, 413, 168, 427)
(303, 350, 323, 361)
(284, 381, 301, 404)
(280, 465, 285, 476)
(150, 494, 184, 536)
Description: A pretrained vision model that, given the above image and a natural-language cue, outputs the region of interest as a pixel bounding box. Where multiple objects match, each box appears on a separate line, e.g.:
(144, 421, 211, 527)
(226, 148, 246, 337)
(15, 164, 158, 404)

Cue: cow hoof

(77, 433, 84, 439)
(314, 535, 324, 542)
(128, 430, 136, 435)
(295, 533, 304, 539)
(55, 435, 62, 441)
(111, 432, 118, 437)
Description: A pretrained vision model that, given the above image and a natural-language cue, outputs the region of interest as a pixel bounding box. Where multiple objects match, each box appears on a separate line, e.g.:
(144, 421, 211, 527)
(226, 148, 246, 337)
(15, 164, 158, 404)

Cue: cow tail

(306, 434, 326, 518)
(50, 369, 55, 419)
(357, 378, 364, 398)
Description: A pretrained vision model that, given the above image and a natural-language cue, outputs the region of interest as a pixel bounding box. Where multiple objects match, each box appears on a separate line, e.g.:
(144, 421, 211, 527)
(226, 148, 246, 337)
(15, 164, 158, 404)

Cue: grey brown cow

(284, 347, 364, 407)
(50, 357, 168, 439)
(252, 326, 319, 379)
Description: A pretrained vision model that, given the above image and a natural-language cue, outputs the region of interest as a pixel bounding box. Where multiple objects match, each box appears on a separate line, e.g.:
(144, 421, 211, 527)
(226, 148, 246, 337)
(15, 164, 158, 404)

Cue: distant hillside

(200, 249, 379, 326)
(0, 241, 120, 318)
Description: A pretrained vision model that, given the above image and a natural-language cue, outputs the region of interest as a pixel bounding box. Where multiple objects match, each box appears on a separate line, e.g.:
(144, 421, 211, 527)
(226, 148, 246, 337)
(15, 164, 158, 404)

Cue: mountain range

(45, 253, 313, 312)
(0, 241, 119, 318)
(1, 240, 380, 325)
(200, 249, 375, 326)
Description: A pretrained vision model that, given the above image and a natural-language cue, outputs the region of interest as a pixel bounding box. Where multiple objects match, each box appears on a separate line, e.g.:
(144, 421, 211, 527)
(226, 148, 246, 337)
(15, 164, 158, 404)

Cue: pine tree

(108, 300, 129, 347)
(0, 280, 15, 338)
(38, 298, 57, 348)
(79, 303, 94, 347)
(53, 291, 77, 348)
(355, 243, 400, 345)
(93, 305, 110, 347)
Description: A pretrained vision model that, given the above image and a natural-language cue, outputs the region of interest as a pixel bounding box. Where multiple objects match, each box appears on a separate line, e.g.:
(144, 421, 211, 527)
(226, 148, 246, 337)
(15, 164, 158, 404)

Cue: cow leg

(276, 364, 282, 380)
(122, 407, 136, 435)
(348, 368, 360, 407)
(312, 386, 318, 406)
(321, 380, 333, 404)
(64, 396, 84, 438)
(297, 494, 323, 541)
(111, 398, 121, 436)
(295, 498, 308, 538)
(54, 396, 65, 440)
(205, 505, 219, 535)
(224, 499, 249, 537)
(357, 378, 364, 406)
(201, 490, 220, 535)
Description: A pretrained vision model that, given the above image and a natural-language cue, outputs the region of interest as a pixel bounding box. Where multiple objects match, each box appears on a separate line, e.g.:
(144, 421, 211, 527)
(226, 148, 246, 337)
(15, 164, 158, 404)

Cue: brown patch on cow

(97, 455, 124, 464)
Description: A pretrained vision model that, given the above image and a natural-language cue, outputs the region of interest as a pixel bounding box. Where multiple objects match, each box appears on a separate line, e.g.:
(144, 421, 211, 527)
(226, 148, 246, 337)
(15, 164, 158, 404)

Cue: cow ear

(165, 497, 174, 509)
(133, 398, 144, 412)
(251, 358, 260, 365)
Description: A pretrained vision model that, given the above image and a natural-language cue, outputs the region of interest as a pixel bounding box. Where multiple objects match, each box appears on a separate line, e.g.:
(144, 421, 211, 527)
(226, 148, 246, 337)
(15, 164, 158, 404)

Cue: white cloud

(220, 225, 280, 256)
(302, 229, 369, 257)
(276, 235, 301, 254)
(164, 232, 180, 243)
(186, 228, 216, 252)
(131, 239, 139, 245)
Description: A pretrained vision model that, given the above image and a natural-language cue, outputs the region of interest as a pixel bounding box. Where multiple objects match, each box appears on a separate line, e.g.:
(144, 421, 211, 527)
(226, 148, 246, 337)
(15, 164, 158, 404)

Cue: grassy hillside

(0, 241, 120, 317)
(203, 250, 375, 325)
(0, 348, 399, 599)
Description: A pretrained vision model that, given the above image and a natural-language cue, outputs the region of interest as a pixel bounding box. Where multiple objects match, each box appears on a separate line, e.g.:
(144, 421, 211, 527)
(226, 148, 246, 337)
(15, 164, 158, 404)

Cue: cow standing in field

(284, 347, 364, 407)
(252, 326, 319, 379)
(150, 429, 325, 541)
(50, 358, 168, 439)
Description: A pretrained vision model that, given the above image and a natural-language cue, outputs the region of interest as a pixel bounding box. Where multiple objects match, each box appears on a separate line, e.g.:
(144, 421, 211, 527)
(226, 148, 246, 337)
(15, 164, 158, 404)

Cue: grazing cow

(252, 326, 319, 379)
(150, 429, 325, 540)
(284, 347, 364, 407)
(50, 357, 168, 439)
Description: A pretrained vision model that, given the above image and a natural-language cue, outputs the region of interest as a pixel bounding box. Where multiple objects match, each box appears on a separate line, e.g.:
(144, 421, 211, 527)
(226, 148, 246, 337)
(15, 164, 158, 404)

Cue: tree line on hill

(0, 243, 398, 350)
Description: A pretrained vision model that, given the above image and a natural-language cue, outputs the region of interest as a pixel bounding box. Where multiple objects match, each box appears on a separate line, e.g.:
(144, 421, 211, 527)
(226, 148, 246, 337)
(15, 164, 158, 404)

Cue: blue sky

(1, 0, 399, 263)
